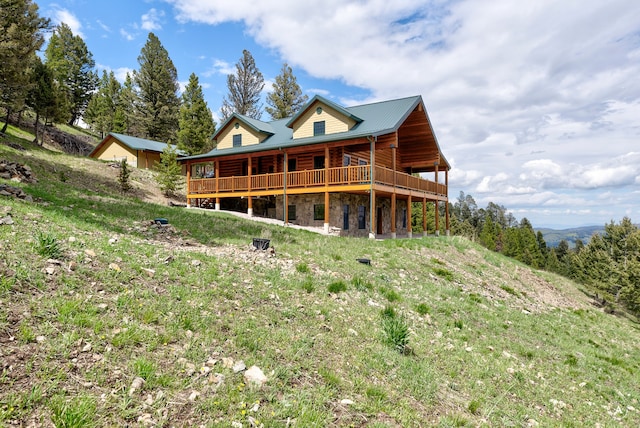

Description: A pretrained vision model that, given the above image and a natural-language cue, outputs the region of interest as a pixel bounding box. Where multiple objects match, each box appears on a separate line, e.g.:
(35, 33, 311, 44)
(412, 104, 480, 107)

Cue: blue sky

(35, 0, 640, 229)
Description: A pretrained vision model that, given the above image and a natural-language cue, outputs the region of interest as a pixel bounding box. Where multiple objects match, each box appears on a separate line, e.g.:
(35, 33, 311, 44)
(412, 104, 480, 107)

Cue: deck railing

(189, 164, 446, 196)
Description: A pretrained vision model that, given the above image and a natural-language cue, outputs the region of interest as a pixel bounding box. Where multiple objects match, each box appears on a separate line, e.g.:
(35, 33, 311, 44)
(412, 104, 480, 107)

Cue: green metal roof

(90, 133, 187, 157)
(181, 95, 425, 161)
(285, 94, 363, 128)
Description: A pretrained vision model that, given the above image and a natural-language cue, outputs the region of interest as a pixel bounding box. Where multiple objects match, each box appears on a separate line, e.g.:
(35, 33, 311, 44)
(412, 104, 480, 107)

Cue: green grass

(2, 125, 640, 426)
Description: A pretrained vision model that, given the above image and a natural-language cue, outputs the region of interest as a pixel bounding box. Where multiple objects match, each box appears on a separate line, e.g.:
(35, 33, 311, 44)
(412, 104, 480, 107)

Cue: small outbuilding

(89, 133, 174, 169)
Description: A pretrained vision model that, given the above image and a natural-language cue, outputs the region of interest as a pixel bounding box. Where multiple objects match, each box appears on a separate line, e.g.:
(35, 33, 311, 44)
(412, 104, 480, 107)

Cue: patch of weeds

(301, 276, 315, 293)
(351, 276, 372, 291)
(380, 310, 410, 354)
(432, 267, 453, 281)
(500, 284, 519, 296)
(328, 280, 347, 293)
(453, 319, 464, 330)
(50, 394, 96, 428)
(468, 399, 481, 415)
(132, 357, 156, 382)
(415, 303, 430, 315)
(17, 321, 35, 343)
(331, 253, 343, 261)
(365, 386, 387, 402)
(379, 286, 401, 302)
(430, 257, 446, 265)
(440, 413, 469, 427)
(295, 262, 310, 273)
(468, 293, 483, 303)
(318, 367, 341, 389)
(381, 305, 397, 320)
(34, 231, 63, 259)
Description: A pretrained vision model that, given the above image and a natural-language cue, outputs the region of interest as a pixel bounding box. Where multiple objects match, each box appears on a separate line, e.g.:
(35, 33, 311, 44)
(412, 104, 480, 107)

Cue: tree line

(1, 0, 308, 156)
(438, 192, 640, 317)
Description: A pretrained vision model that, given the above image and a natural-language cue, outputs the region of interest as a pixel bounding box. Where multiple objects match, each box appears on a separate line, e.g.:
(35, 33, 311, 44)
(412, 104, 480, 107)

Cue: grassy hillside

(1, 127, 640, 427)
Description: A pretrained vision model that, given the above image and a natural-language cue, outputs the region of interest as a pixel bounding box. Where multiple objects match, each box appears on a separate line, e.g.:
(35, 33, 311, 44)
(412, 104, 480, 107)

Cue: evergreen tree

(26, 56, 62, 144)
(220, 49, 264, 120)
(177, 73, 215, 155)
(265, 63, 308, 120)
(84, 70, 121, 138)
(134, 32, 180, 141)
(44, 23, 98, 125)
(155, 144, 182, 196)
(0, 0, 50, 132)
(117, 73, 141, 136)
(118, 159, 131, 193)
(479, 214, 497, 251)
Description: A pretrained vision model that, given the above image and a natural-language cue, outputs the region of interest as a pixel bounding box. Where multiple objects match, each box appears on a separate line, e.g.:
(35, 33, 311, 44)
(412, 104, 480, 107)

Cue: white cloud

(203, 59, 235, 77)
(141, 8, 165, 31)
(52, 9, 84, 38)
(120, 28, 135, 41)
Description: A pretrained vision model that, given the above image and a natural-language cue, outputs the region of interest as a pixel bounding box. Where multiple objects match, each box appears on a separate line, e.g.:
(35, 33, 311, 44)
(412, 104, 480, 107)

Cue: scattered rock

(0, 215, 13, 225)
(222, 357, 234, 369)
(244, 365, 267, 387)
(188, 390, 200, 402)
(36, 335, 46, 343)
(348, 328, 358, 336)
(142, 268, 155, 278)
(81, 343, 92, 353)
(191, 259, 201, 267)
(233, 360, 246, 373)
(109, 263, 121, 272)
(129, 377, 145, 396)
(85, 249, 96, 257)
(0, 160, 37, 183)
(340, 399, 355, 406)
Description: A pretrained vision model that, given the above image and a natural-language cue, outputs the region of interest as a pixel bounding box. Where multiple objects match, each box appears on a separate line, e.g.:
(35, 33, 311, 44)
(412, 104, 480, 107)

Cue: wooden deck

(188, 165, 447, 200)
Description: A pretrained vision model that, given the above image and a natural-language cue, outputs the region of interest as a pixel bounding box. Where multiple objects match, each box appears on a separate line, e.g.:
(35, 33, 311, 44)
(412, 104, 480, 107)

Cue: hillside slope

(1, 128, 640, 427)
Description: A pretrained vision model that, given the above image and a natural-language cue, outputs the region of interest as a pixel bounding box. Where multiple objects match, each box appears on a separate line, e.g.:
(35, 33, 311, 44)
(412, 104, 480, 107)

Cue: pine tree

(84, 70, 121, 138)
(265, 63, 308, 120)
(0, 0, 50, 132)
(177, 73, 215, 155)
(117, 73, 141, 136)
(155, 144, 182, 196)
(134, 32, 180, 141)
(118, 159, 131, 193)
(220, 50, 264, 120)
(26, 56, 61, 144)
(44, 23, 98, 125)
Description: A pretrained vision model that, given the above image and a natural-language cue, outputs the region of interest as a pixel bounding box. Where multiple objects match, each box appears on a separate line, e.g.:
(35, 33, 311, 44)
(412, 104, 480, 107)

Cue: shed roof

(89, 133, 185, 157)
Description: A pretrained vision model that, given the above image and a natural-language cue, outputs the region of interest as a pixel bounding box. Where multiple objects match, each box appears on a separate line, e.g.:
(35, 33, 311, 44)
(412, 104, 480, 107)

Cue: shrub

(327, 280, 347, 293)
(415, 303, 430, 315)
(34, 231, 62, 259)
(432, 267, 453, 281)
(351, 276, 372, 291)
(50, 395, 96, 428)
(118, 159, 131, 193)
(295, 262, 310, 273)
(381, 313, 410, 354)
(301, 277, 314, 293)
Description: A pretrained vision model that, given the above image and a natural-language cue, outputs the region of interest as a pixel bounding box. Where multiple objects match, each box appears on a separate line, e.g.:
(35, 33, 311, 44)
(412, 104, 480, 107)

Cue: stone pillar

(391, 193, 396, 239)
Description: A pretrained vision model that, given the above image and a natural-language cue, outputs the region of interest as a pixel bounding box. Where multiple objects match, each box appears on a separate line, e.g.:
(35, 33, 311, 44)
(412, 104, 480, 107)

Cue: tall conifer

(134, 32, 180, 142)
(265, 63, 308, 120)
(177, 73, 215, 155)
(220, 50, 264, 120)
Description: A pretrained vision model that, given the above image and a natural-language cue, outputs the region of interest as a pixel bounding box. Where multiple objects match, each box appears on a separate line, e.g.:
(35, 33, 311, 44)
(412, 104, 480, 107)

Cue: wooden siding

(93, 138, 137, 165)
(217, 122, 265, 149)
(292, 101, 356, 139)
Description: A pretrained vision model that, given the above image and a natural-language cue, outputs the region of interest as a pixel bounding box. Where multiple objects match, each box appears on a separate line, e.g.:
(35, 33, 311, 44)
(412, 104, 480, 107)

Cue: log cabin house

(180, 95, 450, 238)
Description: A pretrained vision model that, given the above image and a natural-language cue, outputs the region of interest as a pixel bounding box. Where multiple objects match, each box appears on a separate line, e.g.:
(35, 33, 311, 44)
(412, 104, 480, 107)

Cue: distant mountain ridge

(536, 225, 605, 248)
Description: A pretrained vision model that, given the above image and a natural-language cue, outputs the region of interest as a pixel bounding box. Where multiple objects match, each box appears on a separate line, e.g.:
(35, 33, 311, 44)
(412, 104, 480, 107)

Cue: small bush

(301, 277, 314, 293)
(381, 313, 410, 354)
(327, 280, 347, 293)
(132, 357, 156, 381)
(118, 159, 131, 193)
(295, 262, 310, 273)
(415, 303, 430, 315)
(432, 267, 453, 281)
(468, 399, 481, 415)
(351, 276, 372, 291)
(454, 319, 464, 329)
(380, 286, 401, 302)
(381, 305, 397, 319)
(500, 284, 519, 296)
(34, 231, 62, 259)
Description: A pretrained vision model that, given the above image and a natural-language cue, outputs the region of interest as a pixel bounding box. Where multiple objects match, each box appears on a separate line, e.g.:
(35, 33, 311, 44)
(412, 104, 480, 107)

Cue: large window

(288, 205, 296, 221)
(314, 156, 325, 169)
(314, 204, 325, 221)
(402, 208, 407, 228)
(233, 134, 242, 147)
(287, 158, 297, 172)
(358, 206, 366, 229)
(313, 121, 325, 136)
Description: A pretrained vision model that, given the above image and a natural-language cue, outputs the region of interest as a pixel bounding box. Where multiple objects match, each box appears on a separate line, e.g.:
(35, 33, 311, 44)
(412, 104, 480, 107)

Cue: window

(314, 156, 325, 169)
(287, 158, 297, 172)
(313, 121, 325, 136)
(402, 208, 407, 228)
(358, 206, 366, 229)
(343, 205, 349, 230)
(314, 204, 325, 221)
(288, 205, 296, 221)
(343, 154, 351, 166)
(233, 134, 241, 147)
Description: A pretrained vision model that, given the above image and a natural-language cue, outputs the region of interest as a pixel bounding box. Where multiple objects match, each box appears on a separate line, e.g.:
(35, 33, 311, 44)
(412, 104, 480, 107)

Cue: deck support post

(391, 193, 397, 239)
(422, 197, 427, 237)
(368, 136, 376, 239)
(445, 169, 450, 235)
(434, 200, 440, 236)
(407, 195, 412, 238)
(324, 191, 330, 234)
(248, 157, 253, 217)
(283, 151, 288, 225)
(186, 161, 191, 207)
(215, 198, 220, 211)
